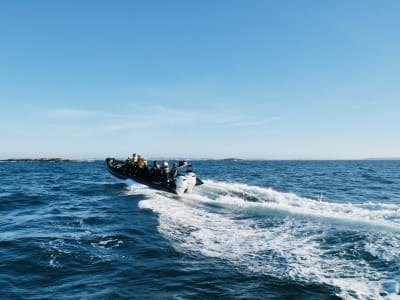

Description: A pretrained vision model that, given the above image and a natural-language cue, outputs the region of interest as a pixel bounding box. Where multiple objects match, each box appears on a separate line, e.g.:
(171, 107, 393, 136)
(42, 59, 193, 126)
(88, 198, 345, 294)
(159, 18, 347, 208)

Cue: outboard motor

(185, 171, 196, 193)
(175, 175, 187, 195)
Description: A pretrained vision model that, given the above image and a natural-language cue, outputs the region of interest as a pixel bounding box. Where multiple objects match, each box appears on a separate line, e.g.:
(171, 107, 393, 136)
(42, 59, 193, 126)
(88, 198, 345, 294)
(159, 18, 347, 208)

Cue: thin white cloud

(213, 115, 246, 125)
(38, 105, 282, 137)
(232, 117, 282, 127)
(45, 108, 121, 119)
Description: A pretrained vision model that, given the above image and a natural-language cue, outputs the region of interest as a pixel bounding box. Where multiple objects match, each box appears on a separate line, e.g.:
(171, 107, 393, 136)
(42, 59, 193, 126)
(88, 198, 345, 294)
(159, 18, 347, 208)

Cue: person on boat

(151, 161, 161, 182)
(151, 160, 161, 171)
(138, 156, 145, 168)
(143, 159, 150, 177)
(131, 153, 138, 165)
(161, 160, 170, 185)
(127, 153, 139, 175)
(170, 162, 179, 179)
(162, 160, 169, 171)
(135, 156, 149, 177)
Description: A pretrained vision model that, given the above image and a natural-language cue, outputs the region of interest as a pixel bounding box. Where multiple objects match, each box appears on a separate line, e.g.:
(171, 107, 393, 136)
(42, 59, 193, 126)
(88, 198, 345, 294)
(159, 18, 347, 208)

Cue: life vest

(138, 158, 145, 168)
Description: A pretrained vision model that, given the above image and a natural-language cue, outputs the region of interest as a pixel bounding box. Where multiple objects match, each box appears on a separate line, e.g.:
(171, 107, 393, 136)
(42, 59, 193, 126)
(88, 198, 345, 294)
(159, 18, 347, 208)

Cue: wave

(130, 180, 400, 299)
(195, 180, 400, 231)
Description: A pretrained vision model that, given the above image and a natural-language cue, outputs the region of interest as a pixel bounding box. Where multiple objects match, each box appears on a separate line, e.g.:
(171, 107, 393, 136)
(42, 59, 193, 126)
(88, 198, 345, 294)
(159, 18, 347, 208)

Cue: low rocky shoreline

(0, 158, 74, 162)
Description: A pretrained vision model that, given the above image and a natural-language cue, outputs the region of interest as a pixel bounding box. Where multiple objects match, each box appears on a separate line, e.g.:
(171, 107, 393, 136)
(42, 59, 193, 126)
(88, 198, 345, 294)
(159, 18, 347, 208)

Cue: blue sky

(1, 0, 399, 159)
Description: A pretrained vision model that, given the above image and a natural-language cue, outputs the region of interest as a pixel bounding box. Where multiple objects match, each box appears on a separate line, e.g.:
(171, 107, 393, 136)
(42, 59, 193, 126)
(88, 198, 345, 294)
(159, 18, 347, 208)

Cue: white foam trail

(196, 180, 400, 231)
(133, 180, 400, 299)
(125, 180, 151, 194)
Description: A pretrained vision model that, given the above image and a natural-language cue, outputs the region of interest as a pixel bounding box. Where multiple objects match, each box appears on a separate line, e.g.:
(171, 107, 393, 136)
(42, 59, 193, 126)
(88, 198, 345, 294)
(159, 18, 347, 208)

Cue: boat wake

(196, 180, 400, 231)
(128, 180, 400, 299)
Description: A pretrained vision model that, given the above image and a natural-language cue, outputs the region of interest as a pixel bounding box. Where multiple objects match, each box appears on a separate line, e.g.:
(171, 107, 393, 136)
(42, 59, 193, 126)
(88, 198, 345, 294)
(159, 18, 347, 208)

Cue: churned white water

(133, 180, 400, 299)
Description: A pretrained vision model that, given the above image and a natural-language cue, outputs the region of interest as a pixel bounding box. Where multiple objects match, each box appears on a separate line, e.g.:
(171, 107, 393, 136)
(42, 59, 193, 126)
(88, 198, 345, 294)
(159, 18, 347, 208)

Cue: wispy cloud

(38, 104, 282, 137)
(45, 108, 121, 119)
(232, 117, 282, 127)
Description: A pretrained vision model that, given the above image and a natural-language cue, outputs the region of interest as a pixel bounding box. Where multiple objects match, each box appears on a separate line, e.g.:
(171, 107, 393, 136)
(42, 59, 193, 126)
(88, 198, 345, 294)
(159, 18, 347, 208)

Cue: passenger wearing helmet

(128, 153, 139, 175)
(131, 153, 138, 164)
(161, 160, 170, 185)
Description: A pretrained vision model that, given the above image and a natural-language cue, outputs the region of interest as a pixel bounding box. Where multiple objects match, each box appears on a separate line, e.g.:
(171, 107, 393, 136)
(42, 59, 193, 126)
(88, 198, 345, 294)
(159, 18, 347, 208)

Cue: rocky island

(0, 158, 74, 162)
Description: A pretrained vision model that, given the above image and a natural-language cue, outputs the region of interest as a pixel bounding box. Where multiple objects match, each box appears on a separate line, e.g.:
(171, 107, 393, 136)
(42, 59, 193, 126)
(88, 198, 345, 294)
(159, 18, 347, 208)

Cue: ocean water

(1, 160, 400, 299)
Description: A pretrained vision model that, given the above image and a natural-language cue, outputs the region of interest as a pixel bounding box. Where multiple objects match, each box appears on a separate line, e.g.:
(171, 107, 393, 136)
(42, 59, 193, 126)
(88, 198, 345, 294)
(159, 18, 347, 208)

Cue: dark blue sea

(1, 160, 400, 299)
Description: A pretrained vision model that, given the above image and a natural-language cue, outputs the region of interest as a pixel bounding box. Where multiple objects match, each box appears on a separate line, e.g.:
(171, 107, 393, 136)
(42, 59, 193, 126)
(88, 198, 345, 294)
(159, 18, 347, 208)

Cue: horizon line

(1, 156, 400, 161)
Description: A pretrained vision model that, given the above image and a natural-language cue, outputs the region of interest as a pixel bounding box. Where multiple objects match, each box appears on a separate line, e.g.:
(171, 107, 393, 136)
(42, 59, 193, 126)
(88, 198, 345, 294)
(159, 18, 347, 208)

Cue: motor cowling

(175, 175, 187, 195)
(185, 171, 196, 193)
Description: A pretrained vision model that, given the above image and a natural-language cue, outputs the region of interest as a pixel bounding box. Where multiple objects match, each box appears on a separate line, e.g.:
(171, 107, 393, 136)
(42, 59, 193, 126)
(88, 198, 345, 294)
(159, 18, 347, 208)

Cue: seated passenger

(152, 160, 161, 171)
(131, 153, 138, 165)
(170, 162, 179, 179)
(151, 161, 161, 181)
(161, 160, 170, 185)
(137, 156, 144, 168)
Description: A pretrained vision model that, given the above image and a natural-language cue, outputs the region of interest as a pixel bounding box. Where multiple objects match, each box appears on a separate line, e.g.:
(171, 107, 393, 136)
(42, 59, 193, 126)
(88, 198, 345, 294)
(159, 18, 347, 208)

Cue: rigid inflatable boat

(105, 157, 203, 195)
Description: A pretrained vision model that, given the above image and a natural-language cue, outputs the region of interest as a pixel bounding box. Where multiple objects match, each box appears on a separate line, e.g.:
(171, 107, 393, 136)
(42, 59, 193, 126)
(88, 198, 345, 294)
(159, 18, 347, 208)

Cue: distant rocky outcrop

(0, 158, 75, 162)
(222, 158, 243, 161)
